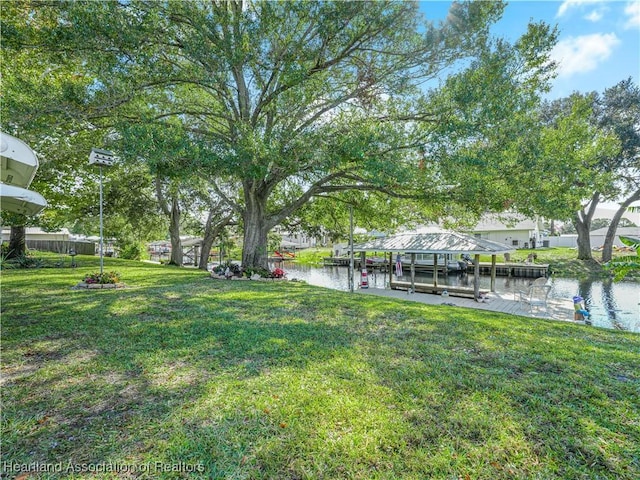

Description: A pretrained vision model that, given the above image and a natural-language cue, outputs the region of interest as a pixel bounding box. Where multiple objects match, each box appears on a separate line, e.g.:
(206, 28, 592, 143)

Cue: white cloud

(584, 9, 603, 22)
(557, 0, 604, 18)
(550, 33, 620, 77)
(624, 1, 640, 29)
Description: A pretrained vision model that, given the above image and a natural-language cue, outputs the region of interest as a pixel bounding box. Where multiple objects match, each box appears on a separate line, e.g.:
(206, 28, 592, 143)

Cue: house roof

(353, 232, 514, 255)
(590, 226, 640, 236)
(470, 214, 537, 232)
(1, 227, 69, 236)
(182, 237, 203, 247)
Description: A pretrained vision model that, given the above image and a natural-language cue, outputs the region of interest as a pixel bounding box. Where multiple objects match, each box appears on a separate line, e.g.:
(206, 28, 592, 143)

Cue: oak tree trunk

(199, 214, 216, 271)
(601, 189, 640, 263)
(155, 177, 183, 266)
(7, 225, 26, 259)
(574, 193, 600, 261)
(242, 184, 271, 270)
(168, 196, 183, 266)
(198, 211, 233, 271)
(574, 214, 593, 260)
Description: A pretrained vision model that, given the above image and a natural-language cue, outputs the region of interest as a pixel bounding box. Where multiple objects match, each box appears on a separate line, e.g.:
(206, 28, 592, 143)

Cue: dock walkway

(357, 286, 576, 323)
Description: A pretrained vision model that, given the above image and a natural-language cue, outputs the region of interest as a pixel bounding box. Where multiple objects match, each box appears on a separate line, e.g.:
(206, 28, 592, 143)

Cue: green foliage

(0, 254, 16, 270)
(620, 218, 638, 227)
(2, 0, 561, 269)
(217, 260, 242, 276)
(519, 94, 622, 221)
(590, 218, 611, 231)
(0, 253, 45, 269)
(605, 236, 640, 281)
(118, 242, 146, 261)
(243, 266, 270, 278)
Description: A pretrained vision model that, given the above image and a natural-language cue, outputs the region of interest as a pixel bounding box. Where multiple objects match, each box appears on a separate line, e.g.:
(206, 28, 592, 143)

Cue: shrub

(119, 242, 145, 260)
(244, 266, 270, 278)
(272, 267, 286, 278)
(1, 253, 45, 269)
(83, 271, 121, 284)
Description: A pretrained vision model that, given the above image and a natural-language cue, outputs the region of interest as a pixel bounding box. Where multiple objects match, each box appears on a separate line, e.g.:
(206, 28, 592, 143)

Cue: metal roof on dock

(353, 232, 514, 255)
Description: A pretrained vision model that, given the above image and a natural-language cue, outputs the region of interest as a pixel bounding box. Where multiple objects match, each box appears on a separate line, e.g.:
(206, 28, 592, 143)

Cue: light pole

(349, 205, 354, 293)
(89, 148, 115, 274)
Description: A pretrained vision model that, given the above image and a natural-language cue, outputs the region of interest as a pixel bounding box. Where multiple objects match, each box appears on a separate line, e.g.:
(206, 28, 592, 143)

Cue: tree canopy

(3, 0, 560, 268)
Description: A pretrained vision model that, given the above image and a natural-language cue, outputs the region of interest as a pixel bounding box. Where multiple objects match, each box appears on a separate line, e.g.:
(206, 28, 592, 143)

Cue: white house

(0, 227, 96, 254)
(1, 227, 69, 243)
(468, 214, 544, 249)
(590, 226, 640, 248)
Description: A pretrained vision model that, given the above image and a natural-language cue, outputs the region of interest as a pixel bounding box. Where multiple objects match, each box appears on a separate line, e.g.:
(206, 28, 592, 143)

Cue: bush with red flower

(83, 271, 121, 284)
(271, 268, 286, 279)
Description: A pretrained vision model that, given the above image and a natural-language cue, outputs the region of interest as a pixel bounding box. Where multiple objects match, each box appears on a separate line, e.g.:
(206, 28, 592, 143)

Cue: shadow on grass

(1, 268, 639, 479)
(352, 303, 640, 479)
(1, 279, 356, 467)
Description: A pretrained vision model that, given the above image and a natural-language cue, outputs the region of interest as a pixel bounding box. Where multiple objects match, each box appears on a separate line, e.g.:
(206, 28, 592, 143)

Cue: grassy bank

(2, 258, 639, 479)
(499, 247, 638, 280)
(291, 247, 333, 266)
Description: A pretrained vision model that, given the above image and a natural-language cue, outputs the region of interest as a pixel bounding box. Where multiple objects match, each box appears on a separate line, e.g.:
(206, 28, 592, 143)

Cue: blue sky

(420, 0, 640, 100)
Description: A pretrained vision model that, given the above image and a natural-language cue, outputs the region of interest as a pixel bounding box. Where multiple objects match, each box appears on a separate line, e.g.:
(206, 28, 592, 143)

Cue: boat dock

(323, 257, 454, 273)
(357, 287, 575, 322)
(469, 262, 549, 278)
(323, 257, 548, 278)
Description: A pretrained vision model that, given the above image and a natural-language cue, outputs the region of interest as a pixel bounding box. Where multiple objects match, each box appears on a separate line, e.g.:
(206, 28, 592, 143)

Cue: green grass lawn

(291, 247, 334, 265)
(2, 257, 639, 479)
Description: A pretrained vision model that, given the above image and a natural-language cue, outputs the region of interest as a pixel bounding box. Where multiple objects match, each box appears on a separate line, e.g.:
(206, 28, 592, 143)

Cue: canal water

(273, 262, 640, 333)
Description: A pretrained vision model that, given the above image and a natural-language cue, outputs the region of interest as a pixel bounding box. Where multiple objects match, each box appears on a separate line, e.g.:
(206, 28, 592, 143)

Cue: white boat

(0, 131, 39, 188)
(402, 253, 466, 271)
(0, 132, 47, 216)
(0, 183, 48, 216)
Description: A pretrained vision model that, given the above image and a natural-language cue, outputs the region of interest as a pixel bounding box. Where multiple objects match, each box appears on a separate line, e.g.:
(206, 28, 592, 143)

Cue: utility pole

(89, 148, 115, 275)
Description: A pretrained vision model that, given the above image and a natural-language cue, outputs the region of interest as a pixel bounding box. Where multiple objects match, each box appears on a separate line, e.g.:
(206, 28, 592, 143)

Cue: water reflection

(274, 262, 640, 332)
(601, 279, 619, 324)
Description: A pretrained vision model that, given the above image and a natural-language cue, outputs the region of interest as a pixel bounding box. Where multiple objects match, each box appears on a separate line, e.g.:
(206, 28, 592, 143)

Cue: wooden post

(444, 254, 450, 279)
(474, 254, 481, 299)
(433, 253, 438, 287)
(349, 206, 354, 292)
(389, 252, 393, 288)
(490, 254, 496, 292)
(410, 253, 416, 293)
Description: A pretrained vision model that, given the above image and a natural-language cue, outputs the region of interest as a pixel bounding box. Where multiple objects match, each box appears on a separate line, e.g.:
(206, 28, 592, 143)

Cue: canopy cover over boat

(1, 132, 39, 188)
(0, 131, 47, 216)
(353, 231, 513, 255)
(0, 183, 48, 216)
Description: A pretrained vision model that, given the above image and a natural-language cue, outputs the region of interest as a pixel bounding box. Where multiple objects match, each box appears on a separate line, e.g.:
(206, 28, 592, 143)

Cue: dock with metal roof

(352, 231, 519, 300)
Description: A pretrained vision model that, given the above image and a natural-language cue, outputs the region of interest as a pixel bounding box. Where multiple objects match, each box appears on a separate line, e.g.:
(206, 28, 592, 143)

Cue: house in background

(589, 226, 640, 249)
(275, 226, 329, 250)
(1, 227, 69, 243)
(467, 214, 544, 249)
(1, 227, 95, 255)
(147, 237, 206, 265)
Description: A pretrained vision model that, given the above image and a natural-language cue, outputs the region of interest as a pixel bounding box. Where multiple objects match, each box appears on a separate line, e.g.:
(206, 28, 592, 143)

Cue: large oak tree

(4, 0, 557, 268)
